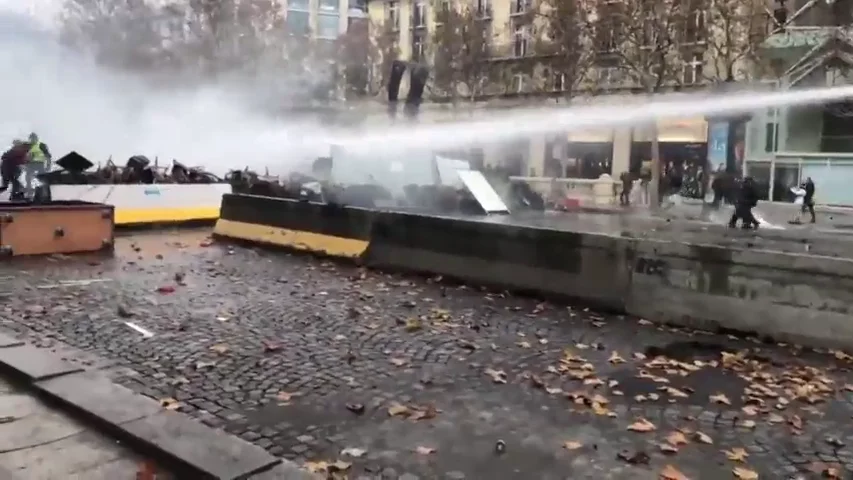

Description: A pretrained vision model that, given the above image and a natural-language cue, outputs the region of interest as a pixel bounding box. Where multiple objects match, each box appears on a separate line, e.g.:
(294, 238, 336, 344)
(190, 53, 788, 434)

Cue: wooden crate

(0, 201, 114, 256)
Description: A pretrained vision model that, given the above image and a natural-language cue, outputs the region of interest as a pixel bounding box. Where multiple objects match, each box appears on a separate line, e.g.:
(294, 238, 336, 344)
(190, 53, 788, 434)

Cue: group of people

(0, 133, 51, 200)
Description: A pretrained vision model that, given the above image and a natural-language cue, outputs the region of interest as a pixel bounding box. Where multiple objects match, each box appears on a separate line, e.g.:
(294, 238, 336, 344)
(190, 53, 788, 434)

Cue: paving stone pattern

(0, 230, 852, 479)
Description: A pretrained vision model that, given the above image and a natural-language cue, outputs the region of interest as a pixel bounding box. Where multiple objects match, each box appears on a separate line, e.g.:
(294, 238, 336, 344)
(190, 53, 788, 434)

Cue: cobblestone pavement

(1, 230, 853, 479)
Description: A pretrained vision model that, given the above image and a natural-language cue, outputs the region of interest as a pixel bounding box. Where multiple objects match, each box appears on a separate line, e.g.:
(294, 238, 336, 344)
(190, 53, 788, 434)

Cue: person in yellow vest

(24, 132, 51, 197)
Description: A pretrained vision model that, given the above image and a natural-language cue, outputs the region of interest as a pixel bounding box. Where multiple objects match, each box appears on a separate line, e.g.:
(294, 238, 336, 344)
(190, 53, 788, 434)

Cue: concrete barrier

(626, 240, 853, 349)
(50, 184, 231, 225)
(213, 193, 375, 258)
(213, 193, 853, 350)
(365, 212, 633, 311)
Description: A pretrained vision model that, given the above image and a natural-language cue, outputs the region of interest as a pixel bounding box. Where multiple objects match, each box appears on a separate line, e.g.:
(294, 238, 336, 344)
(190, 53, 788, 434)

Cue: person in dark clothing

(728, 177, 760, 229)
(0, 140, 29, 200)
(619, 171, 633, 205)
(801, 176, 816, 223)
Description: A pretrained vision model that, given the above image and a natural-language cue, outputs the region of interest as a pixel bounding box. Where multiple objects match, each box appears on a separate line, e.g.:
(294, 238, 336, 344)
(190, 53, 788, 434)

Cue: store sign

(707, 121, 729, 168)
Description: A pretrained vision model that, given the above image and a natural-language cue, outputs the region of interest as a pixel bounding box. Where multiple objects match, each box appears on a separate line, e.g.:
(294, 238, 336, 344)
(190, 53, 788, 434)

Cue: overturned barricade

(40, 153, 231, 226)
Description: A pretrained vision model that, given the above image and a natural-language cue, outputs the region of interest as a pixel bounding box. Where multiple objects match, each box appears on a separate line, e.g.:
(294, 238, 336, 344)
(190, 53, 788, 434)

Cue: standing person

(801, 176, 816, 224)
(24, 132, 51, 197)
(728, 176, 760, 229)
(619, 171, 633, 206)
(0, 140, 29, 200)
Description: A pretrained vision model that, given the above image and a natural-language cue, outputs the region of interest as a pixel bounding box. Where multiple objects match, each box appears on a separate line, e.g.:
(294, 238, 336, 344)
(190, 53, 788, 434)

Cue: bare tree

(365, 19, 401, 96)
(702, 0, 771, 84)
(533, 0, 595, 97)
(596, 0, 689, 206)
(432, 4, 494, 103)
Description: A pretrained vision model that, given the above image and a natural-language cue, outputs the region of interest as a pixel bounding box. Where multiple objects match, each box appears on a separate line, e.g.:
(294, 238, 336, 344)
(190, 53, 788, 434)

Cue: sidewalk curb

(0, 330, 294, 480)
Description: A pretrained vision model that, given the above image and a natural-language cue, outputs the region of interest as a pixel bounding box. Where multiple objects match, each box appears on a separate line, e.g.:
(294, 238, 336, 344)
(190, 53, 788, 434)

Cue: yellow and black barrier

(50, 184, 232, 226)
(213, 193, 376, 258)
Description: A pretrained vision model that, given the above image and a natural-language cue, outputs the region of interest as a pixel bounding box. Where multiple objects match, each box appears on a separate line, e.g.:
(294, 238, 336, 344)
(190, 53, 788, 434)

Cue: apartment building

(365, 0, 723, 180)
(743, 0, 853, 205)
(284, 0, 368, 39)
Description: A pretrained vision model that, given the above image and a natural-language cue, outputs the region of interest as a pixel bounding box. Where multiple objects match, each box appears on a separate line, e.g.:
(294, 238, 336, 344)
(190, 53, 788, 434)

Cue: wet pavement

(0, 376, 171, 479)
(1, 229, 853, 479)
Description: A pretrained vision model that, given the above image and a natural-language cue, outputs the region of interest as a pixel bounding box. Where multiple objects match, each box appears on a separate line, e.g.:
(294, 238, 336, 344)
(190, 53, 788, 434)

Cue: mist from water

(0, 9, 331, 176)
(3, 6, 853, 182)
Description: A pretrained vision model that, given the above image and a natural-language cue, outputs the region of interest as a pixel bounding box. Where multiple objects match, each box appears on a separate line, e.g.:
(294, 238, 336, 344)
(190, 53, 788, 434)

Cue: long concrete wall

(214, 193, 853, 351)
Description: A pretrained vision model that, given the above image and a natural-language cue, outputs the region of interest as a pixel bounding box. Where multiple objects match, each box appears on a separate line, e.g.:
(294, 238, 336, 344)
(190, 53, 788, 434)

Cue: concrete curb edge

(0, 330, 288, 480)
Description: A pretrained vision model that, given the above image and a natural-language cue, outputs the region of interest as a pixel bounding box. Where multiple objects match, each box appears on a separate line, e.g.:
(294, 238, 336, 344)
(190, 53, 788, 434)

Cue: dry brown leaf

(732, 466, 758, 480)
(659, 442, 679, 454)
(415, 446, 436, 455)
(724, 447, 749, 462)
(517, 341, 532, 348)
(627, 418, 657, 433)
(390, 358, 407, 367)
(608, 351, 626, 364)
(660, 464, 690, 480)
(694, 431, 713, 444)
(303, 460, 329, 473)
(159, 397, 180, 411)
(563, 441, 583, 450)
(710, 393, 731, 405)
(328, 460, 351, 472)
(662, 386, 689, 398)
(404, 318, 422, 332)
(666, 431, 689, 446)
(741, 406, 758, 416)
(739, 419, 756, 429)
(276, 391, 297, 403)
(209, 344, 229, 354)
(388, 403, 411, 417)
(485, 368, 507, 384)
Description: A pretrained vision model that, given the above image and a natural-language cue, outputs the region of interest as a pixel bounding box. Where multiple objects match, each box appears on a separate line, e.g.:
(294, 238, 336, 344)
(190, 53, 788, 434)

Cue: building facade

(363, 0, 734, 182)
(743, 0, 853, 205)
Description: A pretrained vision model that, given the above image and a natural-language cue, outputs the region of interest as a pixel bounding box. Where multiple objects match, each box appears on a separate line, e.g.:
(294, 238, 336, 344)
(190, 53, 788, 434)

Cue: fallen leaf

(156, 285, 175, 294)
(662, 386, 689, 398)
(328, 460, 351, 473)
(660, 464, 690, 480)
(517, 341, 532, 348)
(724, 447, 749, 462)
(694, 431, 713, 444)
(617, 449, 650, 465)
(563, 441, 583, 450)
(390, 358, 408, 367)
(304, 461, 328, 473)
(710, 393, 731, 405)
(340, 447, 366, 458)
(345, 403, 365, 414)
(159, 397, 180, 410)
(627, 418, 656, 433)
(276, 391, 296, 403)
(409, 403, 438, 421)
(659, 442, 679, 454)
(608, 351, 626, 364)
(738, 419, 756, 429)
(388, 403, 411, 417)
(665, 431, 688, 446)
(404, 318, 422, 332)
(210, 344, 229, 355)
(732, 466, 758, 479)
(415, 446, 436, 455)
(485, 368, 507, 384)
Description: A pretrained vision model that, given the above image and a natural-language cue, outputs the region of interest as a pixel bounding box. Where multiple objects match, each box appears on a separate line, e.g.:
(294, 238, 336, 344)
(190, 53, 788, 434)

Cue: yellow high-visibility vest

(28, 142, 45, 163)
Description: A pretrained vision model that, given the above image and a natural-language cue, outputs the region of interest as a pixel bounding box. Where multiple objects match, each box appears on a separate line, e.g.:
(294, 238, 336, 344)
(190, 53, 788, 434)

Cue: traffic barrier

(626, 239, 853, 350)
(49, 184, 231, 226)
(365, 211, 633, 311)
(213, 193, 375, 258)
(213, 193, 853, 350)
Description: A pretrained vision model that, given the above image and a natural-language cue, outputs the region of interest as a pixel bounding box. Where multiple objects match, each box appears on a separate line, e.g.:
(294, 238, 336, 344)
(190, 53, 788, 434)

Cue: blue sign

(143, 187, 161, 196)
(707, 121, 729, 168)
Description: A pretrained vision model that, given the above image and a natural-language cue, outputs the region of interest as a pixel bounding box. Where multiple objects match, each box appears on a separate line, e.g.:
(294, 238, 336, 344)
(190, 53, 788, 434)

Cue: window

(552, 71, 565, 91)
(642, 11, 657, 47)
(684, 8, 706, 43)
(288, 0, 309, 9)
(510, 0, 529, 16)
(386, 1, 399, 31)
(596, 21, 618, 52)
(286, 10, 310, 35)
(412, 29, 427, 61)
(512, 73, 525, 93)
(598, 66, 619, 85)
(765, 122, 779, 152)
(513, 24, 529, 57)
(318, 0, 338, 12)
(412, 0, 427, 28)
(476, 0, 491, 18)
(682, 53, 703, 84)
(317, 14, 340, 39)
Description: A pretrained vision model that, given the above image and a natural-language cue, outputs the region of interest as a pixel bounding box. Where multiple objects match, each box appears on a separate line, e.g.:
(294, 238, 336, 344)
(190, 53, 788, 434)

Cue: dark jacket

(2, 143, 30, 168)
(803, 179, 815, 203)
(737, 178, 759, 208)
